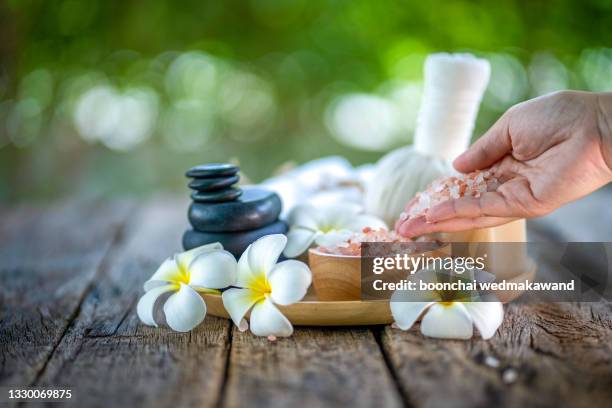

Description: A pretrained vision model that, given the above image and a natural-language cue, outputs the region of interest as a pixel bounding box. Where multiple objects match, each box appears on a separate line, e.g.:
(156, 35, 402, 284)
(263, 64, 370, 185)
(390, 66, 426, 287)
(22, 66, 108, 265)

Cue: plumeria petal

(420, 303, 474, 339)
(236, 244, 256, 287)
(344, 214, 388, 231)
(268, 260, 312, 305)
(176, 242, 223, 271)
(222, 288, 260, 327)
(189, 249, 237, 290)
(247, 234, 286, 277)
(390, 301, 435, 330)
(320, 203, 362, 227)
(390, 282, 440, 330)
(143, 258, 183, 291)
(463, 302, 504, 339)
(236, 245, 268, 292)
(163, 283, 207, 332)
(237, 319, 249, 332)
(137, 284, 178, 327)
(314, 230, 353, 248)
(284, 227, 318, 257)
(287, 204, 320, 230)
(249, 298, 293, 337)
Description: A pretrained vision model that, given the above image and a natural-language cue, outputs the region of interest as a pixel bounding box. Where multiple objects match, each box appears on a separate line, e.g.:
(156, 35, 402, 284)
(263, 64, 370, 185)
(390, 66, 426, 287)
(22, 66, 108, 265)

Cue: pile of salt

(400, 170, 500, 221)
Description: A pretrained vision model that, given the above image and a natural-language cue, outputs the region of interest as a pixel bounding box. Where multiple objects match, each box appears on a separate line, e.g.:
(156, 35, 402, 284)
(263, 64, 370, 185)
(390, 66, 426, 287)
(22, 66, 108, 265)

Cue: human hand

(397, 90, 612, 237)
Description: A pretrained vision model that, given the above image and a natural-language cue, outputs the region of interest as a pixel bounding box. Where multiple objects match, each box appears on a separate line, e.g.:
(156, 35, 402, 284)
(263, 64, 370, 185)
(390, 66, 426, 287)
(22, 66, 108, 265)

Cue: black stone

(182, 220, 289, 258)
(189, 175, 239, 191)
(189, 187, 282, 232)
(185, 163, 239, 178)
(191, 188, 242, 203)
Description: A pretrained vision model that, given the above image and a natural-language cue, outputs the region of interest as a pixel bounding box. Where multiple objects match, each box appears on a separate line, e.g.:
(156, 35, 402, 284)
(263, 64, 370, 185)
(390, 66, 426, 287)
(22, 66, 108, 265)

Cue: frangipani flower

(390, 269, 504, 339)
(283, 203, 387, 257)
(137, 242, 237, 332)
(222, 234, 311, 337)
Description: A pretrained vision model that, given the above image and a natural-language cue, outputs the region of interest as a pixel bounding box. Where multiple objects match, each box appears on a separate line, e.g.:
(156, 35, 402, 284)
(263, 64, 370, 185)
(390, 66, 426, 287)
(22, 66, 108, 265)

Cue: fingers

(453, 112, 512, 173)
(424, 191, 514, 223)
(403, 197, 418, 212)
(396, 215, 515, 238)
(394, 196, 419, 230)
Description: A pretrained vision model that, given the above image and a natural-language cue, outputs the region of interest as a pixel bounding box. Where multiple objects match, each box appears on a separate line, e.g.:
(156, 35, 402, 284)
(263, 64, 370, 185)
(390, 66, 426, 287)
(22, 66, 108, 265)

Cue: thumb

(453, 112, 512, 173)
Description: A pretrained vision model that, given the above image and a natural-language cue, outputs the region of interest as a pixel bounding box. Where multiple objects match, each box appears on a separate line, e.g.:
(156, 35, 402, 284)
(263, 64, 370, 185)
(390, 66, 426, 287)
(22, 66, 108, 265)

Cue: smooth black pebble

(191, 188, 242, 203)
(189, 187, 282, 232)
(189, 175, 239, 191)
(185, 163, 239, 178)
(182, 220, 289, 258)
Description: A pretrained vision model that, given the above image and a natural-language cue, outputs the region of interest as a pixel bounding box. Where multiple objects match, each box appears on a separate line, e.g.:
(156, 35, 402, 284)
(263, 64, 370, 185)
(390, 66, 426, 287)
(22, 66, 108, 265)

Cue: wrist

(595, 93, 612, 177)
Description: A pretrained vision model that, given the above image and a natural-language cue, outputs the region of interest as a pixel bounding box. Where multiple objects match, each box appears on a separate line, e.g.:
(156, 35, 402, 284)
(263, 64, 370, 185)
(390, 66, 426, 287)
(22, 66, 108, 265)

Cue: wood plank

(223, 326, 404, 408)
(0, 198, 133, 386)
(34, 196, 232, 408)
(381, 301, 612, 408)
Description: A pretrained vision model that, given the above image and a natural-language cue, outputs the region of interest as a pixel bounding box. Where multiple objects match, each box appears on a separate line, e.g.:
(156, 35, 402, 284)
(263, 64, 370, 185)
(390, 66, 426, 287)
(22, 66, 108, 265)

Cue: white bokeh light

(326, 93, 401, 151)
(165, 52, 219, 100)
(528, 53, 568, 96)
(579, 48, 612, 92)
(218, 70, 277, 140)
(483, 53, 528, 111)
(383, 80, 422, 137)
(73, 85, 158, 151)
(74, 85, 121, 143)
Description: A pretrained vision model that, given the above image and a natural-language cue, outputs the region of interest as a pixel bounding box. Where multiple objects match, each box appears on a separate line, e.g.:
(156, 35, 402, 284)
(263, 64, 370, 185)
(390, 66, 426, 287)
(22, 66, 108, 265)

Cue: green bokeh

(0, 0, 610, 202)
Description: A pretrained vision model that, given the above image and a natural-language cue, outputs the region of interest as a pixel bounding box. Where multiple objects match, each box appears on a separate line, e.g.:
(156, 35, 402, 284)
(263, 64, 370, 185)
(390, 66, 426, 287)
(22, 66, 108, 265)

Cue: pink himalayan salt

(315, 170, 498, 256)
(317, 227, 435, 256)
(400, 170, 500, 221)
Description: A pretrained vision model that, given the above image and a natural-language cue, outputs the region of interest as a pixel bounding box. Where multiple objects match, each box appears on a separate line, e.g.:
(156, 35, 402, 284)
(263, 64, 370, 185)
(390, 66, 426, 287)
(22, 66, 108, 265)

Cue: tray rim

(204, 256, 537, 326)
(203, 293, 394, 326)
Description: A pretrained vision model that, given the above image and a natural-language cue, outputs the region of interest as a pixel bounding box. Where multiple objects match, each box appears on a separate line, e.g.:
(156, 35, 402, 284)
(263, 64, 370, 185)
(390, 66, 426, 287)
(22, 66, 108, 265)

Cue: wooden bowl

(308, 220, 530, 302)
(308, 245, 450, 301)
(308, 249, 361, 301)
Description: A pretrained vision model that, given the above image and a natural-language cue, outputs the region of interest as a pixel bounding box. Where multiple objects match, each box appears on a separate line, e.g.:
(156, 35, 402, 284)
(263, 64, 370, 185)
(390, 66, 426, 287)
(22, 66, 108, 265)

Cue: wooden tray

(205, 257, 537, 326)
(204, 291, 393, 326)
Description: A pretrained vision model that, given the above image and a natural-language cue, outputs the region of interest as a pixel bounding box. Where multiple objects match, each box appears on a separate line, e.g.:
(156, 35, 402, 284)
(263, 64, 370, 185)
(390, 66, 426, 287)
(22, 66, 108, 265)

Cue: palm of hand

(492, 93, 609, 218)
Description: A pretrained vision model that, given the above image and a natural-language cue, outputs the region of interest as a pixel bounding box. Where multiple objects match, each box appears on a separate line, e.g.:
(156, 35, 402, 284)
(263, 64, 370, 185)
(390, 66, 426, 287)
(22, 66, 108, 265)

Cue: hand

(397, 90, 612, 237)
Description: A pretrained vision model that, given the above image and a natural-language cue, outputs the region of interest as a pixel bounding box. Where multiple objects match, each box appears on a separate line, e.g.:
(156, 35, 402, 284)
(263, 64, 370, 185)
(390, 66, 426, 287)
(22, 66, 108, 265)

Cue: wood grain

(33, 196, 232, 408)
(0, 192, 610, 408)
(0, 199, 133, 386)
(308, 249, 362, 301)
(223, 326, 404, 408)
(380, 302, 612, 408)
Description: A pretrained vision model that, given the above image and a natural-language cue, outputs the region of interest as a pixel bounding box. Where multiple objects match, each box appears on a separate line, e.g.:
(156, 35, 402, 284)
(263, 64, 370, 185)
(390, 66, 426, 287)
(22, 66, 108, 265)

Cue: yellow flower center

(319, 225, 337, 233)
(172, 256, 221, 294)
(247, 272, 272, 303)
(177, 261, 191, 284)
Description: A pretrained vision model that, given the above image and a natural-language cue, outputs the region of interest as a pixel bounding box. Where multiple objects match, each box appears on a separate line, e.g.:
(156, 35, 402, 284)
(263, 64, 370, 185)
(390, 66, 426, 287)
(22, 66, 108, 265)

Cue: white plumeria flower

(283, 203, 387, 257)
(390, 269, 504, 340)
(137, 242, 237, 332)
(222, 234, 312, 337)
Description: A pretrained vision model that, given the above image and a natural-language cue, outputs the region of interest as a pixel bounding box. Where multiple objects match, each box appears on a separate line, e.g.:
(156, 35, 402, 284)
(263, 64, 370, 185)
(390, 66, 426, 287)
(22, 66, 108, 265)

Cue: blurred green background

(1, 0, 611, 202)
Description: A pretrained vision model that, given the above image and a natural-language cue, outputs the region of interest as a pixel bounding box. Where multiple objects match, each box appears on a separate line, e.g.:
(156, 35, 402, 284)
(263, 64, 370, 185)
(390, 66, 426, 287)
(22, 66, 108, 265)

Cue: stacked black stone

(183, 163, 288, 258)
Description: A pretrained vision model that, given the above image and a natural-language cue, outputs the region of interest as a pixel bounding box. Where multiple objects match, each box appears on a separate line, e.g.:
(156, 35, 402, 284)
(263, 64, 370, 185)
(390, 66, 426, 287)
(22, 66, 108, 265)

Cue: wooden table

(1, 188, 611, 408)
